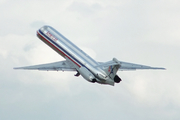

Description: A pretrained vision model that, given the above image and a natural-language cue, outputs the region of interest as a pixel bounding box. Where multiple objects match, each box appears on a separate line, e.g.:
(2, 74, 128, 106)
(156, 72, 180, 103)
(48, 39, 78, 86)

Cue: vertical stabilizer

(104, 64, 120, 79)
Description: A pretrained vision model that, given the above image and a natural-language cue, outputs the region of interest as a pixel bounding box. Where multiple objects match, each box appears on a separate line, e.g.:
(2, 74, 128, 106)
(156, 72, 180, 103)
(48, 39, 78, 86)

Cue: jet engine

(78, 67, 96, 83)
(114, 75, 121, 83)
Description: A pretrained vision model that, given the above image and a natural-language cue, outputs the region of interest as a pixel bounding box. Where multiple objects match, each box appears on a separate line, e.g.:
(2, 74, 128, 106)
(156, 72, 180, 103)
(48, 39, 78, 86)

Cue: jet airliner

(14, 26, 165, 86)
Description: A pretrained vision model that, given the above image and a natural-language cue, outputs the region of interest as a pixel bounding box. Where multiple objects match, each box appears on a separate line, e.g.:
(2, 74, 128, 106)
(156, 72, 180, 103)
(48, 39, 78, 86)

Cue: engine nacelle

(78, 67, 96, 82)
(114, 75, 121, 83)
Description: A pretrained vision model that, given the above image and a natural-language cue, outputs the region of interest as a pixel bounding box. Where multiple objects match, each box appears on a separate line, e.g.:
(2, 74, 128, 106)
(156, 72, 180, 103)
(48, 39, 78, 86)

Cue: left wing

(14, 60, 76, 71)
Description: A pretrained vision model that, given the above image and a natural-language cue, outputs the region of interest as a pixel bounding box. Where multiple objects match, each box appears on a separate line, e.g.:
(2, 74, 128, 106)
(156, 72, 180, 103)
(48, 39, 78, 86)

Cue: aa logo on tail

(108, 66, 113, 74)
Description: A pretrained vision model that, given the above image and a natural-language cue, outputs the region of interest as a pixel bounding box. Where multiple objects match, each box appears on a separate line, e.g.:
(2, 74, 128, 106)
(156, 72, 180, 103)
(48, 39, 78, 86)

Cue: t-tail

(103, 58, 122, 83)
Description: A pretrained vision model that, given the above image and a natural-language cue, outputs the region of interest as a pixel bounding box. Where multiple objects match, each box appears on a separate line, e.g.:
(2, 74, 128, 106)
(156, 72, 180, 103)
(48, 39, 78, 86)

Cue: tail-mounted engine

(114, 75, 122, 83)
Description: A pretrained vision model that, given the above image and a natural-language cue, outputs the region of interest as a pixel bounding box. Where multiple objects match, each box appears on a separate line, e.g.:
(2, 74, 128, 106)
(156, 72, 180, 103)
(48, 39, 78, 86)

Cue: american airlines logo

(108, 66, 112, 72)
(46, 31, 58, 41)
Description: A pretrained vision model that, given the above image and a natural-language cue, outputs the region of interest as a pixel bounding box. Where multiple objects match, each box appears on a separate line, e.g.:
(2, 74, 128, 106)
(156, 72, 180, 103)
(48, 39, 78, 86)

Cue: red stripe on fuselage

(37, 31, 81, 67)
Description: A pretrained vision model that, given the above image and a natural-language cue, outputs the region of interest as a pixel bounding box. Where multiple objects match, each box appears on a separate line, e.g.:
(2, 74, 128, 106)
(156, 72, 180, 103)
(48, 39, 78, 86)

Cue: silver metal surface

(37, 25, 106, 80)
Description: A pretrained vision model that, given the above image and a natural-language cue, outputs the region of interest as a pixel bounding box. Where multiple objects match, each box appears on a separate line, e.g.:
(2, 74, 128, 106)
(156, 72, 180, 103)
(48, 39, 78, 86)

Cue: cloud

(0, 0, 180, 120)
(0, 0, 5, 4)
(30, 21, 47, 29)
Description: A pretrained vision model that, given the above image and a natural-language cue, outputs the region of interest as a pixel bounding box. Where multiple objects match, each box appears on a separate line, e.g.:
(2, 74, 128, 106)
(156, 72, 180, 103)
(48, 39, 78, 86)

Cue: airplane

(14, 25, 165, 86)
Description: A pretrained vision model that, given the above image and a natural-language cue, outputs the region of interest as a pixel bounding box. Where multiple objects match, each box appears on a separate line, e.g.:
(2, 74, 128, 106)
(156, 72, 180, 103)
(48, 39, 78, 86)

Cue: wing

(118, 61, 165, 70)
(14, 60, 76, 71)
(98, 59, 165, 71)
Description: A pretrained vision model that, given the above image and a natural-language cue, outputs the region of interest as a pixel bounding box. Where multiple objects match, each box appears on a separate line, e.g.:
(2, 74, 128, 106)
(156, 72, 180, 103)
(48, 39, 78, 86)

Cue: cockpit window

(40, 26, 48, 32)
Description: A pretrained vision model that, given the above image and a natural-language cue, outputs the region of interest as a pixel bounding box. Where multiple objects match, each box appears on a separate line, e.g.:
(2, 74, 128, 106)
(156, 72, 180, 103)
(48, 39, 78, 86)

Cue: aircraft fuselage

(37, 26, 114, 85)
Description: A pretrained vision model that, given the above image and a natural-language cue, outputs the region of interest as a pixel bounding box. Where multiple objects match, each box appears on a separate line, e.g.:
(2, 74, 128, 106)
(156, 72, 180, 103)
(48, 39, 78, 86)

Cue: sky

(0, 0, 180, 120)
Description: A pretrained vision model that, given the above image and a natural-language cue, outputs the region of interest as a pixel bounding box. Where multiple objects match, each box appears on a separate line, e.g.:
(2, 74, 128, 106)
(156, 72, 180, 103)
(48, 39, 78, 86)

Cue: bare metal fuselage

(37, 26, 114, 85)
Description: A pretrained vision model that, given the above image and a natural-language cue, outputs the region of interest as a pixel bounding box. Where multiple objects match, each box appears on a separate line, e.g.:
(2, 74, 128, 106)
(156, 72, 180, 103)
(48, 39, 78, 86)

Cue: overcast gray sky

(0, 0, 180, 120)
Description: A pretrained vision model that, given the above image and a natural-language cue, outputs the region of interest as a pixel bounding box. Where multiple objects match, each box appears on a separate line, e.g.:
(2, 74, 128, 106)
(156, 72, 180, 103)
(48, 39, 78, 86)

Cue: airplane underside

(74, 71, 122, 85)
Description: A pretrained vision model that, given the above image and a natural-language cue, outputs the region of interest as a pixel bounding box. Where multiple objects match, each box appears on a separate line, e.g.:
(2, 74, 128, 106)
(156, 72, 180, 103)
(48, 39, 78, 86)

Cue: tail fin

(104, 64, 120, 79)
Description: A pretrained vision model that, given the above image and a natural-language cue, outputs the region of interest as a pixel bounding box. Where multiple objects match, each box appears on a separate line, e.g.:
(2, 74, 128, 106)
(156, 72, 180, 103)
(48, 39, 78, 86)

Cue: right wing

(97, 58, 165, 71)
(14, 60, 76, 71)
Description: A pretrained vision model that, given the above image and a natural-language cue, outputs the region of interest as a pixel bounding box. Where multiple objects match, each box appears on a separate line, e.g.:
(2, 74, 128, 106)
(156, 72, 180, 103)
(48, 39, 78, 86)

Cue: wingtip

(153, 67, 166, 70)
(13, 67, 22, 70)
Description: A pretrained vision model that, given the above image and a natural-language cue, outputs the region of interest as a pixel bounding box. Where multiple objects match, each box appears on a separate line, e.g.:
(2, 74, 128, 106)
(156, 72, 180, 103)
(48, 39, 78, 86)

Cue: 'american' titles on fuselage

(46, 31, 58, 42)
(36, 26, 118, 85)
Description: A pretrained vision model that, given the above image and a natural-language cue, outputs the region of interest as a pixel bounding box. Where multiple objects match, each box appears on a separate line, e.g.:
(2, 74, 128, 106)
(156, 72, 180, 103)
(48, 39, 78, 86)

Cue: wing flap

(14, 60, 76, 71)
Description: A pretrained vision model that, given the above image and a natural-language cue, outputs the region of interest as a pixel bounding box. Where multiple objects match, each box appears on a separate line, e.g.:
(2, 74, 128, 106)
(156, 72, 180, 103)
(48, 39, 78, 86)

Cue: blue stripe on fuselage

(38, 30, 86, 68)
